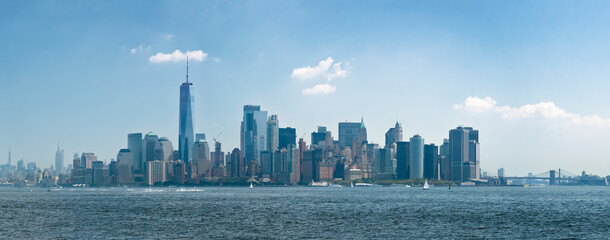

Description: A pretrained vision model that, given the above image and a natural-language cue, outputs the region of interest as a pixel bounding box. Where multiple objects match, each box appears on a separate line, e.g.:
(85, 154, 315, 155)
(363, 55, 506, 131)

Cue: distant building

(338, 119, 367, 149)
(272, 147, 300, 184)
(316, 162, 334, 182)
(142, 132, 159, 163)
(173, 160, 186, 184)
(385, 122, 403, 148)
(80, 153, 97, 169)
(345, 167, 362, 181)
(409, 135, 424, 179)
(192, 139, 211, 177)
(423, 144, 439, 180)
(55, 145, 64, 175)
(128, 133, 143, 173)
(449, 126, 480, 182)
(146, 160, 166, 186)
(374, 147, 396, 179)
(155, 137, 174, 162)
(261, 151, 273, 177)
(395, 141, 410, 179)
(267, 115, 279, 152)
(179, 60, 195, 164)
(241, 105, 268, 164)
(116, 149, 135, 184)
(439, 139, 451, 181)
(92, 161, 109, 186)
(211, 142, 224, 167)
(278, 127, 296, 150)
(229, 148, 243, 179)
(498, 168, 505, 178)
(311, 126, 333, 149)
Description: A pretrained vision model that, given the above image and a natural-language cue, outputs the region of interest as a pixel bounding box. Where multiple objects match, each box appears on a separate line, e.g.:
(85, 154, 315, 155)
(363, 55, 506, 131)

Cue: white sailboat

(249, 183, 254, 189)
(350, 182, 354, 188)
(423, 180, 430, 190)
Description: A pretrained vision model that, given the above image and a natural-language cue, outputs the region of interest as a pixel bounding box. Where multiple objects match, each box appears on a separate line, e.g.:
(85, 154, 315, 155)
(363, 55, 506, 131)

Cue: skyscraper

(142, 132, 159, 163)
(80, 153, 97, 169)
(179, 59, 195, 164)
(55, 145, 64, 175)
(311, 126, 333, 149)
(423, 144, 438, 180)
(267, 115, 279, 152)
(385, 122, 403, 148)
(192, 139, 211, 177)
(240, 105, 268, 164)
(229, 148, 243, 179)
(278, 127, 296, 150)
(395, 141, 410, 179)
(116, 149, 135, 184)
(449, 126, 480, 182)
(154, 137, 174, 162)
(338, 118, 367, 148)
(409, 135, 424, 179)
(128, 133, 143, 172)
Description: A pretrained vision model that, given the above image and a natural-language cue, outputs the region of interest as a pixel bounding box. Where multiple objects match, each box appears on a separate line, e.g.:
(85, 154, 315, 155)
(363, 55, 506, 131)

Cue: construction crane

(213, 132, 222, 143)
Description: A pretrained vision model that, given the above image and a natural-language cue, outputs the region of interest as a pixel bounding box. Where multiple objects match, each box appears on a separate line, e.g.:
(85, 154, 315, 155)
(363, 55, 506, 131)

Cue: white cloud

(454, 96, 610, 128)
(130, 45, 150, 54)
(302, 84, 336, 95)
(291, 57, 349, 81)
(164, 33, 174, 40)
(149, 50, 208, 63)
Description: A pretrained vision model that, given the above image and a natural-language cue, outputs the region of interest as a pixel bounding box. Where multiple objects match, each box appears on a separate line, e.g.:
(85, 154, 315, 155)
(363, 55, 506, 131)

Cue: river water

(0, 186, 608, 239)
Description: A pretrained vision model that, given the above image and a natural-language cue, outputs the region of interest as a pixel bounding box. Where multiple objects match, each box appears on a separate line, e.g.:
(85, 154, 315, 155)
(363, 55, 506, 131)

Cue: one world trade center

(179, 58, 194, 164)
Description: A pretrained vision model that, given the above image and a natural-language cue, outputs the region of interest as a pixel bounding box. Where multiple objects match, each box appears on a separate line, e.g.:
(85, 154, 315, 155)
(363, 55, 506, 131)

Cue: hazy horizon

(2, 1, 610, 176)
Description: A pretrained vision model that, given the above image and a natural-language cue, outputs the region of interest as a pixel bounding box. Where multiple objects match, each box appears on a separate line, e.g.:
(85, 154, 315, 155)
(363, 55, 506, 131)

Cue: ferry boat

(309, 180, 329, 187)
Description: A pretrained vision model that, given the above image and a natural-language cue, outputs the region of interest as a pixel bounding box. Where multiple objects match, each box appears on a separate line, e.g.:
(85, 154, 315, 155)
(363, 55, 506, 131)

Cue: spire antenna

(186, 56, 189, 83)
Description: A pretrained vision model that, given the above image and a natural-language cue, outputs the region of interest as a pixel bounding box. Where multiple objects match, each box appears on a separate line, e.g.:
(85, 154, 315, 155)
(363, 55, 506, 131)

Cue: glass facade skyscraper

(240, 105, 268, 164)
(179, 61, 195, 164)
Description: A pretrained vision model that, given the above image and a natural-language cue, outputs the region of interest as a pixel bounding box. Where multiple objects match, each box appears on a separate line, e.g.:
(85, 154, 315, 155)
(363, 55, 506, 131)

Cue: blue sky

(2, 0, 610, 176)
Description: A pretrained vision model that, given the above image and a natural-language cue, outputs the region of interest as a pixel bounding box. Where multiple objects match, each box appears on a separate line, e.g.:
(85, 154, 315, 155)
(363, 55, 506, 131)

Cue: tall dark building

(311, 126, 333, 149)
(395, 141, 410, 179)
(229, 148, 243, 179)
(449, 126, 480, 182)
(278, 127, 296, 150)
(385, 122, 403, 148)
(338, 118, 367, 148)
(423, 144, 439, 180)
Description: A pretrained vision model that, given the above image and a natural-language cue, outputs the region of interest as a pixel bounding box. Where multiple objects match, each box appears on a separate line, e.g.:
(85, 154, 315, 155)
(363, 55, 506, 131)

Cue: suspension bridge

(502, 169, 580, 185)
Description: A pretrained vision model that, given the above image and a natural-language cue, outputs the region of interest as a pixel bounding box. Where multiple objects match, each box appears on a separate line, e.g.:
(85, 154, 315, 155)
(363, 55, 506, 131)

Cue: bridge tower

(549, 170, 556, 185)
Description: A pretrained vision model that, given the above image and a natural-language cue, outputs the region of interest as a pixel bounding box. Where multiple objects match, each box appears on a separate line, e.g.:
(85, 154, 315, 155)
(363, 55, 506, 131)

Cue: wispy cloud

(291, 57, 349, 81)
(163, 33, 174, 40)
(149, 50, 208, 63)
(454, 96, 610, 129)
(130, 45, 150, 54)
(302, 84, 336, 95)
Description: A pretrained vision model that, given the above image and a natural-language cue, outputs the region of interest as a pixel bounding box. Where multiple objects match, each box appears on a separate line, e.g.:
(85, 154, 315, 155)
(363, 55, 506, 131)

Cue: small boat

(249, 183, 254, 189)
(404, 184, 411, 188)
(423, 180, 430, 190)
(448, 185, 451, 189)
(350, 182, 354, 188)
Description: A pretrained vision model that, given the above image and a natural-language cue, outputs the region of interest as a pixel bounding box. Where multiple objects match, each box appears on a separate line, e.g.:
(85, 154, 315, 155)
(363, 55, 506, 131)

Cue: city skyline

(2, 1, 610, 176)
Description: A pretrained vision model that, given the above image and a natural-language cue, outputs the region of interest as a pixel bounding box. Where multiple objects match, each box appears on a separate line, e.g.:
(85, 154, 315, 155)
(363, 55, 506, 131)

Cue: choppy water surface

(0, 186, 609, 239)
